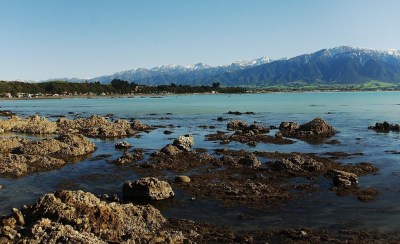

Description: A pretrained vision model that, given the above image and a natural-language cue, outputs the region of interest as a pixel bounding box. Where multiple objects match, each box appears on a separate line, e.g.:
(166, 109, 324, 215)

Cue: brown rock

(15, 134, 96, 158)
(227, 120, 249, 130)
(0, 190, 185, 243)
(123, 177, 175, 201)
(111, 150, 143, 165)
(0, 115, 57, 134)
(329, 169, 359, 188)
(173, 134, 195, 151)
(175, 175, 191, 183)
(160, 144, 181, 156)
(270, 154, 323, 173)
(280, 118, 335, 141)
(57, 115, 151, 138)
(0, 154, 65, 177)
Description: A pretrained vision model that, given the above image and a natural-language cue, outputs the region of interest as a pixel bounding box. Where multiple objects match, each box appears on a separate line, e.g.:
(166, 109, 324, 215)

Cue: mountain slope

(201, 46, 400, 86)
(91, 57, 271, 85)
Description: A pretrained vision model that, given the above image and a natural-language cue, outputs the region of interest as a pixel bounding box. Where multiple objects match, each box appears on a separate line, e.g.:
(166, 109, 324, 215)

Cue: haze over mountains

(50, 46, 400, 87)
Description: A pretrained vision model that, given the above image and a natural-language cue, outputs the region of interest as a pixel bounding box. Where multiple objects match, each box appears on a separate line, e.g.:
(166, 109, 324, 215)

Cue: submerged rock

(111, 150, 144, 165)
(270, 154, 324, 173)
(123, 177, 175, 201)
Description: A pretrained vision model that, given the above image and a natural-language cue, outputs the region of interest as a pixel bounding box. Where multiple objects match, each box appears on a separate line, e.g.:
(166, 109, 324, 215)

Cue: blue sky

(1, 0, 400, 81)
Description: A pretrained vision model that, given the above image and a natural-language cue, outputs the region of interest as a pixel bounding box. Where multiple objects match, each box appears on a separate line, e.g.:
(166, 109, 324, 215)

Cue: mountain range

(50, 46, 400, 87)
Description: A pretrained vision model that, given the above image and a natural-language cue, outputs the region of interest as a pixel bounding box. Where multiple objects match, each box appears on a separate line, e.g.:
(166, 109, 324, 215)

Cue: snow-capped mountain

(200, 46, 400, 86)
(90, 57, 271, 85)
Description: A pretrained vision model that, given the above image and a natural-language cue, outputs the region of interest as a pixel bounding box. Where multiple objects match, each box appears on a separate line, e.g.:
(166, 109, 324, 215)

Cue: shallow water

(1, 92, 400, 232)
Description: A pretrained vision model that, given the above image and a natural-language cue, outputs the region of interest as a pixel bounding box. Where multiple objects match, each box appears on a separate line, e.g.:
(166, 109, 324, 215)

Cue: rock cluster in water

(368, 121, 400, 132)
(279, 118, 336, 141)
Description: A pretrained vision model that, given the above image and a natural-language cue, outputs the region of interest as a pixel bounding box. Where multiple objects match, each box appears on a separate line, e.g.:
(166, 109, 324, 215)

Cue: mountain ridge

(43, 46, 400, 87)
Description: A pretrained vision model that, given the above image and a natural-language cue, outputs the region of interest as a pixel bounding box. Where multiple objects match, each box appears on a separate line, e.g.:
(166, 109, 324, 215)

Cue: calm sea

(1, 92, 400, 232)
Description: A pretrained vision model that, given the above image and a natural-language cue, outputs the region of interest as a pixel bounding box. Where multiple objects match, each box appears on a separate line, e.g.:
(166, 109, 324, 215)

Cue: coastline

(1, 89, 400, 101)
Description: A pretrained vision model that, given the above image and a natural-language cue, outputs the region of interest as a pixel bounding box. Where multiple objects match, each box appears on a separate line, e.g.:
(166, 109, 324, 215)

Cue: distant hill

(201, 46, 400, 86)
(89, 57, 271, 85)
(45, 46, 400, 87)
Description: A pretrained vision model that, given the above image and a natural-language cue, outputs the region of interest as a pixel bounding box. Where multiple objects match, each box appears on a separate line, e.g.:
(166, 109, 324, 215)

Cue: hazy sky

(1, 0, 400, 81)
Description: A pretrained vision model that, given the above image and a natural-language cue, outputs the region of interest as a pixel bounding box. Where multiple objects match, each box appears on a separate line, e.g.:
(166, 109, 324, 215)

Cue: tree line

(0, 79, 246, 96)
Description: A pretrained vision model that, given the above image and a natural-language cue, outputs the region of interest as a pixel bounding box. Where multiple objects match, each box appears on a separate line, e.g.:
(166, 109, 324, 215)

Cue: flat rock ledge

(0, 190, 185, 243)
(123, 177, 175, 201)
(0, 115, 57, 134)
(0, 114, 152, 138)
(57, 115, 151, 138)
(0, 134, 95, 177)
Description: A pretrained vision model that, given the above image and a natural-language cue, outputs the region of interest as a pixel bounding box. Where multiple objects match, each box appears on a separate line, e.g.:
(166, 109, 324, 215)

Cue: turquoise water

(1, 92, 400, 232)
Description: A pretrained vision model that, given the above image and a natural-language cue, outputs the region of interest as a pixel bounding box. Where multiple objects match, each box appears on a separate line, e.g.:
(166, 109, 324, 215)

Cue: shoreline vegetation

(1, 79, 400, 100)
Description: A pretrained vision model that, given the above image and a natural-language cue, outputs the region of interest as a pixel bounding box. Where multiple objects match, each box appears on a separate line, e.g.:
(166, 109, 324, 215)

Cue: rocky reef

(0, 134, 95, 177)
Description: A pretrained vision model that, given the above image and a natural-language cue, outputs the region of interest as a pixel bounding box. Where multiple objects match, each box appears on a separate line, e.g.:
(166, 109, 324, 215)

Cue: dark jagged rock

(279, 118, 336, 142)
(270, 154, 324, 173)
(368, 121, 400, 132)
(328, 169, 359, 188)
(227, 120, 249, 130)
(114, 141, 132, 149)
(110, 150, 144, 165)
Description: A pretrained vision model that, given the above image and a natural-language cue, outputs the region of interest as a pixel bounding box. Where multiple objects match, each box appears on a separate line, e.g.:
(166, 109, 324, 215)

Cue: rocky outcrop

(279, 118, 335, 141)
(227, 120, 249, 130)
(114, 141, 132, 149)
(110, 150, 144, 165)
(270, 155, 324, 173)
(220, 152, 261, 168)
(14, 134, 95, 159)
(57, 115, 151, 138)
(0, 134, 95, 177)
(0, 190, 185, 243)
(0, 110, 16, 117)
(172, 134, 195, 151)
(159, 135, 195, 155)
(0, 115, 57, 134)
(368, 121, 400, 132)
(123, 177, 175, 201)
(0, 154, 65, 177)
(328, 169, 359, 188)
